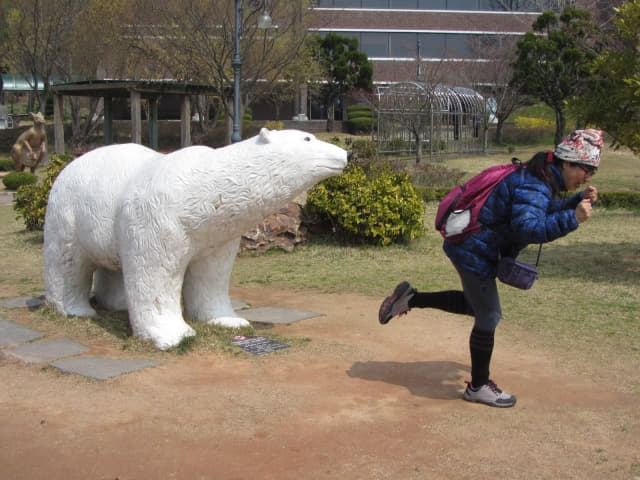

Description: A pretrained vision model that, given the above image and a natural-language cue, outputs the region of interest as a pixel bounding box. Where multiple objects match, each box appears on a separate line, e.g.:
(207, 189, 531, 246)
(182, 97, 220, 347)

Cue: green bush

(263, 120, 283, 130)
(347, 116, 374, 134)
(414, 186, 452, 203)
(14, 153, 74, 231)
(599, 191, 640, 211)
(305, 163, 425, 246)
(2, 171, 37, 190)
(0, 159, 15, 171)
(347, 104, 373, 116)
(346, 104, 375, 134)
(351, 139, 377, 160)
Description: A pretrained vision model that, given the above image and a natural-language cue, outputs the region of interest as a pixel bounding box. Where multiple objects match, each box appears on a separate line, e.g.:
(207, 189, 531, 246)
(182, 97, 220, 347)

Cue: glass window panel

(389, 0, 418, 7)
(390, 33, 418, 57)
(445, 33, 472, 57)
(362, 0, 389, 7)
(419, 33, 446, 57)
(478, 0, 508, 10)
(418, 0, 446, 7)
(316, 0, 334, 6)
(360, 32, 389, 57)
(446, 0, 478, 10)
(334, 0, 362, 6)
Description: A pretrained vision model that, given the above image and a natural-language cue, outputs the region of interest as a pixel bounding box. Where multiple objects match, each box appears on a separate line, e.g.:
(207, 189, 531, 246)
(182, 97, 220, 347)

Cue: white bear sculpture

(43, 129, 348, 350)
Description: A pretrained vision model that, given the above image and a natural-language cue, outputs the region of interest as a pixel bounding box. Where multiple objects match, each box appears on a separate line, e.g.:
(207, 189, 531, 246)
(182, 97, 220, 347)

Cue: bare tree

(128, 0, 318, 144)
(464, 35, 525, 146)
(2, 0, 81, 111)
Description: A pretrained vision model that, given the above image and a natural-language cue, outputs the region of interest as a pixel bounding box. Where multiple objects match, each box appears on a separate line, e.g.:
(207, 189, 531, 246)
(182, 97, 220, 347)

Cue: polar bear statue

(43, 129, 348, 350)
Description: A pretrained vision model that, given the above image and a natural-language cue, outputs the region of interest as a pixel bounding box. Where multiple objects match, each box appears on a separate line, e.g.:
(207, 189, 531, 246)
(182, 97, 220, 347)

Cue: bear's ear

(258, 127, 273, 144)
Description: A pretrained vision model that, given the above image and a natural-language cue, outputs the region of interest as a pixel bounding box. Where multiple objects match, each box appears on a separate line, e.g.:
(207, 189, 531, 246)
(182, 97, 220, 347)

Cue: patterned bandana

(553, 129, 604, 168)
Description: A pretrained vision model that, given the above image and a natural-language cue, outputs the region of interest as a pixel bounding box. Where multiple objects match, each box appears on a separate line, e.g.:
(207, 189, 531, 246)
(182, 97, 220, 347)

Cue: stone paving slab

(50, 357, 160, 381)
(0, 318, 44, 347)
(232, 299, 250, 310)
(241, 307, 324, 325)
(0, 296, 44, 310)
(3, 338, 89, 364)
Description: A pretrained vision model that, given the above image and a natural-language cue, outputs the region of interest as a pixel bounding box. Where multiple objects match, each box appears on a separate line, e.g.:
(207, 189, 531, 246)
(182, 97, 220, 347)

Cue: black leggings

(408, 290, 473, 316)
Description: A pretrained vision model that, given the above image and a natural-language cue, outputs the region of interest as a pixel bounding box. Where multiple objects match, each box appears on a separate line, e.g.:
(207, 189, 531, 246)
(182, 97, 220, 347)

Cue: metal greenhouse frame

(375, 82, 485, 162)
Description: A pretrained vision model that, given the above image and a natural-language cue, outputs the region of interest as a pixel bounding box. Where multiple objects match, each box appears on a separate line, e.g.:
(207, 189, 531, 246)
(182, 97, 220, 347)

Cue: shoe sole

(463, 391, 517, 408)
(379, 281, 413, 325)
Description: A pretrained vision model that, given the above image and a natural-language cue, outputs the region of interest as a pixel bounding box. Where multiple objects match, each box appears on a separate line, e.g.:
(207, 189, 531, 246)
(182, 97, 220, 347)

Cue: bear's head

(250, 128, 348, 199)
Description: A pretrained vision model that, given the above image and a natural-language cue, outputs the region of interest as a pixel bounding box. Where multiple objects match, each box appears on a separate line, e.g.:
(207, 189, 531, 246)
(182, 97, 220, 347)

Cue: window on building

(333, 0, 363, 6)
(444, 33, 475, 57)
(390, 32, 418, 57)
(362, 0, 389, 6)
(446, 0, 478, 10)
(389, 0, 418, 7)
(418, 0, 447, 8)
(419, 33, 447, 57)
(360, 32, 389, 57)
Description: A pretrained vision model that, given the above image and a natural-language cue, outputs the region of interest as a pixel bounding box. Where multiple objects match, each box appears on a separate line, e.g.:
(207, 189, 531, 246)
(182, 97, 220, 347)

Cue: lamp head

(258, 10, 272, 29)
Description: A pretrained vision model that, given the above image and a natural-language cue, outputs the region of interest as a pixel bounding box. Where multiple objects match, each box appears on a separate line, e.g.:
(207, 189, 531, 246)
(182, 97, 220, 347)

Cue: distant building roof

(51, 79, 219, 97)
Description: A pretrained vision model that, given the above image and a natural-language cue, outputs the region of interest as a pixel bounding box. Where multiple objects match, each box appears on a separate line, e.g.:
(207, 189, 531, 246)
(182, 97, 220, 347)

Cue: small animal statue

(11, 111, 47, 173)
(43, 129, 348, 350)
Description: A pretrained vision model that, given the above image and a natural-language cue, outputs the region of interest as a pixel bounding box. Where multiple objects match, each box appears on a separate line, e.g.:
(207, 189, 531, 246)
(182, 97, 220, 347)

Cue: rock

(240, 202, 307, 253)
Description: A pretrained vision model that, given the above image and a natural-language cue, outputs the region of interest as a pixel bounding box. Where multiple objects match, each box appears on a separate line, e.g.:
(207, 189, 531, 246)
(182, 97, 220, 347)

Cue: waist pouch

(497, 257, 538, 290)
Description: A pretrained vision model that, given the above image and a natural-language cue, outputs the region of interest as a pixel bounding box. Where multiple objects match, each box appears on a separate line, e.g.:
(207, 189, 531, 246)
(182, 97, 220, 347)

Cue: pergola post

(180, 95, 191, 147)
(130, 90, 142, 144)
(53, 94, 65, 154)
(104, 97, 113, 145)
(148, 96, 159, 150)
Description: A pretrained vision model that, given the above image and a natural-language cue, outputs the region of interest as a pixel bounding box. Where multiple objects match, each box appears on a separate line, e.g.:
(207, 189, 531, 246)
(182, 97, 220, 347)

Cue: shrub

(514, 116, 554, 129)
(347, 104, 373, 117)
(351, 139, 377, 161)
(347, 116, 374, 134)
(264, 120, 283, 130)
(14, 153, 74, 231)
(304, 163, 425, 246)
(409, 162, 466, 188)
(2, 171, 37, 190)
(0, 159, 14, 171)
(599, 191, 640, 211)
(346, 104, 375, 134)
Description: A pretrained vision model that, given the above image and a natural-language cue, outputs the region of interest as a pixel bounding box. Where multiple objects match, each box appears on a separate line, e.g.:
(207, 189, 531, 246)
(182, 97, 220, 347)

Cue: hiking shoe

(463, 380, 517, 408)
(378, 281, 416, 325)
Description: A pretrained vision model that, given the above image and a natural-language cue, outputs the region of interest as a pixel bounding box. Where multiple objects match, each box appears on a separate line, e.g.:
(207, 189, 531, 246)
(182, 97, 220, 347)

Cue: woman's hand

(575, 199, 593, 223)
(583, 185, 598, 204)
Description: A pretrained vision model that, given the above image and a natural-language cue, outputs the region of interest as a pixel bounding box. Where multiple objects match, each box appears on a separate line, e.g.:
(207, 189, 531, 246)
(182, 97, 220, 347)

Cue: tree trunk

(555, 109, 566, 146)
(326, 102, 335, 132)
(414, 129, 422, 164)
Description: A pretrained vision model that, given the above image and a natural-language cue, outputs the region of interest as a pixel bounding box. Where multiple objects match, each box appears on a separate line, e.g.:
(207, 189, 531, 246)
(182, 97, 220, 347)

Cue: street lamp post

(232, 0, 272, 143)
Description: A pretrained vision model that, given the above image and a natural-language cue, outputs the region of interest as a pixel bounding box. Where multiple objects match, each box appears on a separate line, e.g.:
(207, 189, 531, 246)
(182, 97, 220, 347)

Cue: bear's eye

(304, 136, 311, 142)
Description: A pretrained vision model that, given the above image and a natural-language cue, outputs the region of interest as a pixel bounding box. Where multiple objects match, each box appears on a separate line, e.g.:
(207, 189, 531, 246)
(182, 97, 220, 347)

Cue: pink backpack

(435, 160, 520, 243)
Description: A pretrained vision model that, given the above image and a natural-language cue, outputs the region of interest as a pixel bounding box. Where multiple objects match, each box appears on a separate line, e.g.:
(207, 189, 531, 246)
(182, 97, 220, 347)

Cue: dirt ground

(1, 286, 638, 480)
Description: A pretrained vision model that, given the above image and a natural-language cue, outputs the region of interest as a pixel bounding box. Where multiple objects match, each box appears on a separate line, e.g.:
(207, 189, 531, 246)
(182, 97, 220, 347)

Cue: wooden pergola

(50, 79, 220, 154)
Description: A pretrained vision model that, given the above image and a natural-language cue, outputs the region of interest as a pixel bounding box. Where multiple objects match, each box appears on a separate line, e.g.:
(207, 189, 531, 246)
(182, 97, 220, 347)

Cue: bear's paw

(207, 316, 251, 329)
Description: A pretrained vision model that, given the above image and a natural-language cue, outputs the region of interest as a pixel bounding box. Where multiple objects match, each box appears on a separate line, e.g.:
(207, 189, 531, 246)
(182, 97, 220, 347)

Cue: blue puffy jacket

(443, 164, 584, 278)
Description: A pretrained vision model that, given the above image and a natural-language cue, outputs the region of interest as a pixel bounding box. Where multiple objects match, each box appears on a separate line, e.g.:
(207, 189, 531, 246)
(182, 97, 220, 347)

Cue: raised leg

(182, 237, 250, 328)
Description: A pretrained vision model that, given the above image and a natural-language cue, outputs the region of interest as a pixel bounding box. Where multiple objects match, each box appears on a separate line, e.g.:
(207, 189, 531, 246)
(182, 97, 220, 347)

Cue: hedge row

(415, 186, 640, 211)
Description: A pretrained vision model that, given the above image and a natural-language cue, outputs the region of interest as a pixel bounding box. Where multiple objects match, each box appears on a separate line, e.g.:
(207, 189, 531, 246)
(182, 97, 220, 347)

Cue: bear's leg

(93, 268, 128, 311)
(183, 237, 250, 329)
(121, 260, 195, 350)
(44, 249, 97, 318)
